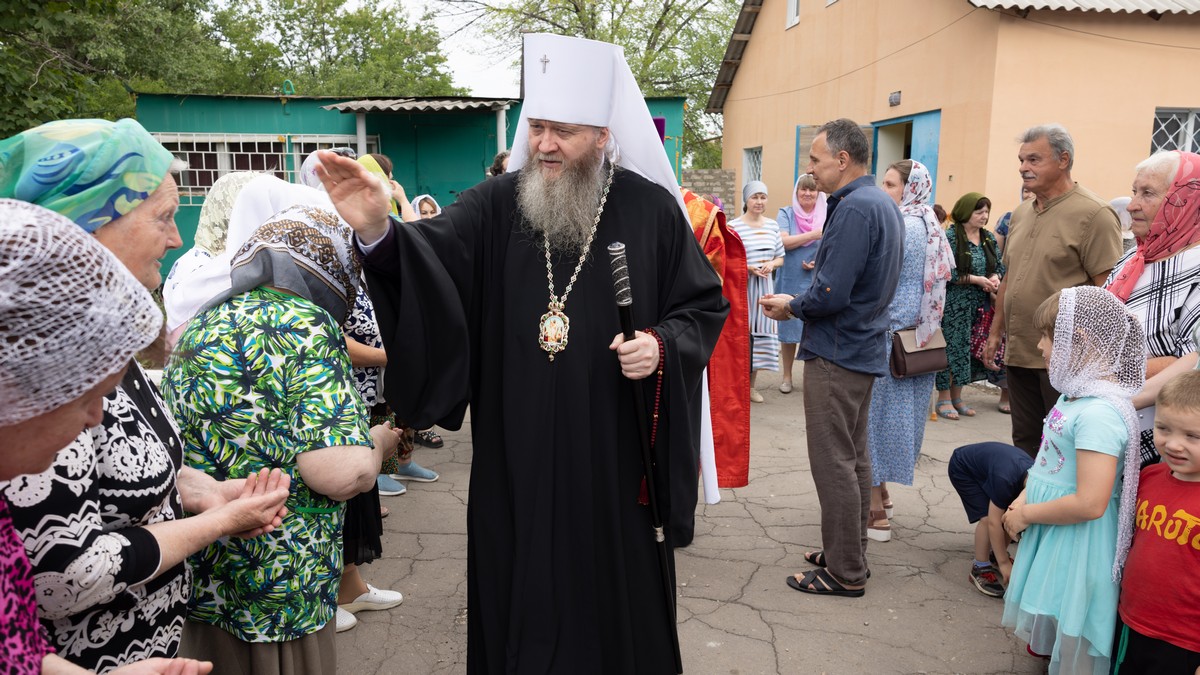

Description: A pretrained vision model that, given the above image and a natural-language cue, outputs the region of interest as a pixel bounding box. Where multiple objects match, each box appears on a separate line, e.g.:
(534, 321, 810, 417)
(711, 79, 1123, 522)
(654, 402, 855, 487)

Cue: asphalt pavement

(336, 374, 1045, 674)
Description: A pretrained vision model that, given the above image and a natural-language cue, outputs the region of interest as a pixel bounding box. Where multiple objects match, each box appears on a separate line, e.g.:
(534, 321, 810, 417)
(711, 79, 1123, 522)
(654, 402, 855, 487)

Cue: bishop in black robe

(358, 166, 727, 673)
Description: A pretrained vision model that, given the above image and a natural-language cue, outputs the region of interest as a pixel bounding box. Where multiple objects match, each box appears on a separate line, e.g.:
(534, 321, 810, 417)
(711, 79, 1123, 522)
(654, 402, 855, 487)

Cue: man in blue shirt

(762, 118, 903, 597)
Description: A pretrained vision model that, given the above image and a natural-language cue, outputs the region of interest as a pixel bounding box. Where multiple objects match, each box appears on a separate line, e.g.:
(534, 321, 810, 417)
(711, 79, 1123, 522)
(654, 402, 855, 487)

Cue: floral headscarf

(900, 161, 956, 347)
(225, 205, 361, 323)
(0, 118, 174, 232)
(1106, 151, 1200, 302)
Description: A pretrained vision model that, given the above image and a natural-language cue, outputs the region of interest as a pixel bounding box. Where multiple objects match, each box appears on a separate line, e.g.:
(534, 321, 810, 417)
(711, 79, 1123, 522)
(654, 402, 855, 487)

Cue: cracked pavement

(337, 376, 1043, 674)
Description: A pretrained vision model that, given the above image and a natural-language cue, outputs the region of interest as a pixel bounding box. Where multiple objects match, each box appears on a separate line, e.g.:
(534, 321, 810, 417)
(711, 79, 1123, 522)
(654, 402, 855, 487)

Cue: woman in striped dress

(729, 181, 786, 403)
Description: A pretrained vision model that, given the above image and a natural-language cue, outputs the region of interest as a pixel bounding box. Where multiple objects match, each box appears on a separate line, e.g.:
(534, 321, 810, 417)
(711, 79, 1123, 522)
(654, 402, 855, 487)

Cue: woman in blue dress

(775, 173, 826, 394)
(866, 160, 954, 541)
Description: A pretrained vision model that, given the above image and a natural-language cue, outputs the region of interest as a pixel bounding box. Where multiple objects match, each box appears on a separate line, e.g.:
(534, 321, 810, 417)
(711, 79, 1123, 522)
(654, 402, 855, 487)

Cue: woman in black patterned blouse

(0, 119, 290, 672)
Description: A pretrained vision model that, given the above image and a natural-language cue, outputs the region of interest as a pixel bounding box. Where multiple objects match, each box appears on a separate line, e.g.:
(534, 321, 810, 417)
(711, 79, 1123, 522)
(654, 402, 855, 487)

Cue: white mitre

(507, 33, 687, 217)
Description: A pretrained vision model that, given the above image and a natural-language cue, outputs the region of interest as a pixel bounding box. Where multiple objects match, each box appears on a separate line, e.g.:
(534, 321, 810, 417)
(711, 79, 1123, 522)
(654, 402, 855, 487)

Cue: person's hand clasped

(609, 331, 659, 380)
(222, 468, 291, 539)
(1002, 502, 1029, 541)
(314, 149, 392, 245)
(751, 264, 772, 279)
(371, 422, 402, 460)
(759, 293, 795, 322)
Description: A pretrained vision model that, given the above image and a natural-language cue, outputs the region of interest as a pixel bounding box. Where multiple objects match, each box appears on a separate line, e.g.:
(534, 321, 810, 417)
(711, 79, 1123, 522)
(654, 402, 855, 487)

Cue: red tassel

(638, 477, 649, 505)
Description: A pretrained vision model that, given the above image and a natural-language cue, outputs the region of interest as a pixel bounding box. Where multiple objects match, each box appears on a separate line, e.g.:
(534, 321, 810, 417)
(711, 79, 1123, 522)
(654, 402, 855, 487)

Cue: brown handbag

(889, 327, 948, 378)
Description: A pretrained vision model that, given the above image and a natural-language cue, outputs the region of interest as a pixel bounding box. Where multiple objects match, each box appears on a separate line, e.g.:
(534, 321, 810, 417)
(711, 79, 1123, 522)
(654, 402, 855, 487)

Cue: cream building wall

(986, 9, 1200, 213)
(721, 0, 1200, 219)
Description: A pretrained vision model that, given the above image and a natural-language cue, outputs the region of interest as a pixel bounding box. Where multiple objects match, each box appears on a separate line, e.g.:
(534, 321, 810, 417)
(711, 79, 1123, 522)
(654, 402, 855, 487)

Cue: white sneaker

(339, 584, 404, 613)
(335, 606, 358, 632)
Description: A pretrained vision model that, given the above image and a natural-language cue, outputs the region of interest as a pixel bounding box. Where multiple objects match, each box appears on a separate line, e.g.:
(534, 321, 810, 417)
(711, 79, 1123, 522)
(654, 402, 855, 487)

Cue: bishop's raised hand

(314, 149, 392, 245)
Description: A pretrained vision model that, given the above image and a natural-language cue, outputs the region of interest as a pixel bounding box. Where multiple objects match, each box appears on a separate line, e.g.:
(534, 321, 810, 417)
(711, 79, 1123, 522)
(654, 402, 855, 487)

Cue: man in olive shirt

(983, 124, 1123, 456)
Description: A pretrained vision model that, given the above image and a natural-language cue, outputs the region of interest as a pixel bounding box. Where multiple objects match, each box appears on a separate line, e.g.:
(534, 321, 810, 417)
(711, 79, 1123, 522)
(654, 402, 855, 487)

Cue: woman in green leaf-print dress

(935, 193, 1004, 420)
(163, 206, 399, 675)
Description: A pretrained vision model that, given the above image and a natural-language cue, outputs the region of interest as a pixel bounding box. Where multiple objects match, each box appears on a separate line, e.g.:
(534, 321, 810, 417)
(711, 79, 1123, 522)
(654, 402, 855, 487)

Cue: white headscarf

(410, 194, 442, 217)
(1048, 286, 1145, 581)
(299, 148, 357, 191)
(507, 33, 687, 218)
(163, 174, 340, 332)
(0, 200, 160, 425)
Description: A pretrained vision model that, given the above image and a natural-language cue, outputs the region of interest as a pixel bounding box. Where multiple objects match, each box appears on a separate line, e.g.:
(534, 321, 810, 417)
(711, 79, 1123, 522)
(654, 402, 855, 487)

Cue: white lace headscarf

(1048, 286, 1146, 581)
(0, 199, 160, 425)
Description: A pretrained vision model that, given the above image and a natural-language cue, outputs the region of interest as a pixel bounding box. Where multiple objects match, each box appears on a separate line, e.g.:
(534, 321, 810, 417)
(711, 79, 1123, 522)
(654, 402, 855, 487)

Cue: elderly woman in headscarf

(774, 173, 826, 394)
(934, 192, 1003, 420)
(866, 160, 954, 540)
(162, 206, 401, 673)
(729, 180, 785, 403)
(165, 173, 341, 340)
(0, 200, 263, 675)
(1108, 151, 1200, 467)
(0, 119, 290, 672)
(162, 170, 258, 347)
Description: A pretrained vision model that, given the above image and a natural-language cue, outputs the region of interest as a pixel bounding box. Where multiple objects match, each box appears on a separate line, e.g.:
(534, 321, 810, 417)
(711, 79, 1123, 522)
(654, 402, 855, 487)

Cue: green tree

(0, 0, 465, 137)
(441, 0, 737, 168)
(0, 0, 226, 135)
(209, 0, 467, 97)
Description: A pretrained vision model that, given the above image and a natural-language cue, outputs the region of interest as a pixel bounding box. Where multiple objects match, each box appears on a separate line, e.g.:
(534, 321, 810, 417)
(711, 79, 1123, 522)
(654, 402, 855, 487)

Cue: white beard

(517, 149, 607, 256)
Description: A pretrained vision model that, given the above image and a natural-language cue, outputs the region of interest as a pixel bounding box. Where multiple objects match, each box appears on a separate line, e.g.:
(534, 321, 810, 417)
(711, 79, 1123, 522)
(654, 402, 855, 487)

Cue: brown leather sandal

(867, 509, 891, 542)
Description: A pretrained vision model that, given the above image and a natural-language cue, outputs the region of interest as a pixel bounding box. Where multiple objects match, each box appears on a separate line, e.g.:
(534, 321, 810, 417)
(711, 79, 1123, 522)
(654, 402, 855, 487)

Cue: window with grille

(153, 133, 379, 205)
(743, 146, 763, 184)
(1151, 109, 1200, 155)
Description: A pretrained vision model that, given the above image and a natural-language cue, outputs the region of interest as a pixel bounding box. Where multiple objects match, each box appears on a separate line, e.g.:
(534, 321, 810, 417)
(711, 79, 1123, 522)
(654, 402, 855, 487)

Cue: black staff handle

(607, 241, 684, 674)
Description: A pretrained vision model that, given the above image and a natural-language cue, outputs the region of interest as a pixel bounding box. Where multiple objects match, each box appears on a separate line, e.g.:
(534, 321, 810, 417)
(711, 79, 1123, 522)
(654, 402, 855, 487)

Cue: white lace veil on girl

(1048, 286, 1146, 581)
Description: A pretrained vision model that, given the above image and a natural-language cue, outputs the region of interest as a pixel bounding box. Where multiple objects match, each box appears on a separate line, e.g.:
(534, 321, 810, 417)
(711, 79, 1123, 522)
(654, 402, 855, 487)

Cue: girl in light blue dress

(1001, 286, 1145, 675)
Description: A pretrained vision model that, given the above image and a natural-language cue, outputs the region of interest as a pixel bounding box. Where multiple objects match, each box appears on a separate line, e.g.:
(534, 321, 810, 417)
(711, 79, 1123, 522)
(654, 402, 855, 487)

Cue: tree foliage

(207, 0, 466, 97)
(440, 0, 737, 168)
(0, 0, 464, 137)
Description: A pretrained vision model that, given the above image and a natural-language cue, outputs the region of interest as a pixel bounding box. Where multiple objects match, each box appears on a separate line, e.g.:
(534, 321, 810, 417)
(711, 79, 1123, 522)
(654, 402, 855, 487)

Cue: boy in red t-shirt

(1115, 370, 1200, 673)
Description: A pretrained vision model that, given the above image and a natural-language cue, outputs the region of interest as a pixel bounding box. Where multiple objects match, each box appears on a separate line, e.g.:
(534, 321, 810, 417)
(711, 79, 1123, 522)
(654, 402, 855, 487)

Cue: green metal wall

(137, 94, 356, 135)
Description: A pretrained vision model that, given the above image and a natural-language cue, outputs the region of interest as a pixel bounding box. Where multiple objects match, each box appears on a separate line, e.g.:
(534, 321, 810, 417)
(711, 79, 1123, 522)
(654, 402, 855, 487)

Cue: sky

(406, 0, 521, 97)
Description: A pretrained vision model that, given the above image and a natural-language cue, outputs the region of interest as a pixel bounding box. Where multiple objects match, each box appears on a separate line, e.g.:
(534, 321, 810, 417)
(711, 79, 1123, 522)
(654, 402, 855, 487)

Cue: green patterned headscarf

(0, 118, 174, 232)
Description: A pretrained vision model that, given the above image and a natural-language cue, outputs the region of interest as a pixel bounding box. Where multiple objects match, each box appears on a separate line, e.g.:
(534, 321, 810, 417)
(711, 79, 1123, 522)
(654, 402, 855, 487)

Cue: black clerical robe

(361, 168, 727, 674)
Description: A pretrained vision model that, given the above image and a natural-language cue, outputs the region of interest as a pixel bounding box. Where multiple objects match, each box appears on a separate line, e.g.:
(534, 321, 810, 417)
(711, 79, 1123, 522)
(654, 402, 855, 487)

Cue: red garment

(1119, 463, 1200, 653)
(683, 188, 751, 487)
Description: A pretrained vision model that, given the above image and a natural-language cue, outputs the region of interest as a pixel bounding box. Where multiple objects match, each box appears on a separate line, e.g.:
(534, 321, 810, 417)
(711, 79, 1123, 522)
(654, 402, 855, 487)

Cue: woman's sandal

(951, 398, 976, 417)
(867, 509, 892, 542)
(416, 429, 444, 448)
(935, 400, 959, 420)
(998, 401, 1011, 414)
(786, 568, 865, 597)
(880, 486, 894, 519)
